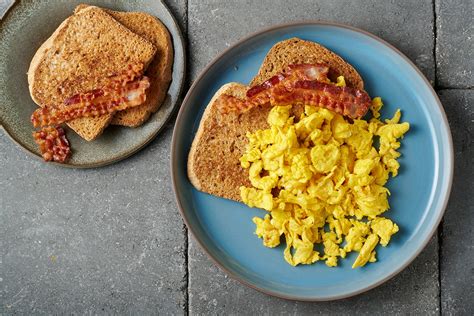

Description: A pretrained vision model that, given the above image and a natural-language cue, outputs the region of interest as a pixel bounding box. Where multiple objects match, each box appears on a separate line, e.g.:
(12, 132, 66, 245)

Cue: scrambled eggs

(240, 80, 409, 268)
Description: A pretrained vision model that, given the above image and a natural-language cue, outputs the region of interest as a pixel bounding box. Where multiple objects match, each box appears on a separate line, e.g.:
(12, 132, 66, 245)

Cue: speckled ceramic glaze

(171, 22, 453, 301)
(0, 0, 185, 168)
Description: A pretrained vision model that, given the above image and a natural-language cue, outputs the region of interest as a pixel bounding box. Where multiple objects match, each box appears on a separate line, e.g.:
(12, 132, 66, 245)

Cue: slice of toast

(251, 38, 364, 90)
(187, 83, 271, 201)
(187, 38, 364, 202)
(27, 6, 157, 141)
(75, 5, 174, 127)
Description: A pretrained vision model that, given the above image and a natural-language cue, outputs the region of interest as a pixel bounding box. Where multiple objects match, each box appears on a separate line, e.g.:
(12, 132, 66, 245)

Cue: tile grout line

(432, 1, 443, 314)
(184, 223, 189, 316)
(184, 1, 190, 315)
(437, 86, 474, 90)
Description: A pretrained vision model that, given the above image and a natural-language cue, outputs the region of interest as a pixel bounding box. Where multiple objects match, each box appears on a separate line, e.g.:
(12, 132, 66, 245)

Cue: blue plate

(171, 22, 453, 301)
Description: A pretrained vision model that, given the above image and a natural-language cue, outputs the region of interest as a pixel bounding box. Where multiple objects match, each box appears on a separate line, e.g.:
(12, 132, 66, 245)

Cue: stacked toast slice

(28, 5, 173, 141)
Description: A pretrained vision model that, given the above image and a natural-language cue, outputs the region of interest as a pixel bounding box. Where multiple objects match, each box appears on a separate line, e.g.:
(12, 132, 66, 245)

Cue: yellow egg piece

(239, 86, 409, 268)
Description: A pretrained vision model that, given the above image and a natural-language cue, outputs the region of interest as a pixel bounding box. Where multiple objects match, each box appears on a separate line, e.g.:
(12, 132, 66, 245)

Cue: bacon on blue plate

(217, 63, 370, 119)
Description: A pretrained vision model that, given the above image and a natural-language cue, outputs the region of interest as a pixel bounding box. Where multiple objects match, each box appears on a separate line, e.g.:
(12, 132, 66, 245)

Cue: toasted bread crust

(188, 83, 268, 201)
(188, 38, 364, 201)
(27, 6, 156, 141)
(75, 5, 174, 127)
(110, 12, 173, 127)
(188, 83, 306, 201)
(251, 38, 364, 90)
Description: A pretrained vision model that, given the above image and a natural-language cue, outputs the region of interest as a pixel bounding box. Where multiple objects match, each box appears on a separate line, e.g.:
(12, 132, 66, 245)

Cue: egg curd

(239, 80, 410, 268)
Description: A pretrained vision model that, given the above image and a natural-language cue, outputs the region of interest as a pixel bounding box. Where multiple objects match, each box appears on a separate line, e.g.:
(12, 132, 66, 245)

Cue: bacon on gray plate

(31, 63, 150, 162)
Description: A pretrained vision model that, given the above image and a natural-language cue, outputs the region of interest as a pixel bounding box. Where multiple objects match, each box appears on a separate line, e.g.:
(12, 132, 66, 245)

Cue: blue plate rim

(171, 21, 454, 301)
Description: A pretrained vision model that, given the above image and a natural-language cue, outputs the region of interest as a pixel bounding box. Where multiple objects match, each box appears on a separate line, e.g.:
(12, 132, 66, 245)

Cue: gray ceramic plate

(0, 0, 185, 168)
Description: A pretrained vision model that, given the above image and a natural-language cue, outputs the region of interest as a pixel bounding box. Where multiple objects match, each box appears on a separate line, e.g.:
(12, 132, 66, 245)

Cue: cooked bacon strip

(217, 63, 370, 119)
(275, 80, 371, 118)
(33, 126, 71, 162)
(30, 63, 148, 163)
(217, 94, 251, 113)
(31, 76, 150, 127)
(64, 89, 104, 106)
(239, 64, 330, 113)
(285, 63, 330, 84)
(63, 63, 144, 106)
(246, 63, 330, 99)
(217, 80, 370, 119)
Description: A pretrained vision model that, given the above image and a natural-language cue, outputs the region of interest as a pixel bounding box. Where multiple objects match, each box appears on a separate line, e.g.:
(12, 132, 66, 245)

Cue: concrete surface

(1, 125, 187, 314)
(188, 0, 435, 84)
(188, 236, 440, 315)
(436, 0, 473, 88)
(438, 90, 474, 315)
(1, 0, 473, 315)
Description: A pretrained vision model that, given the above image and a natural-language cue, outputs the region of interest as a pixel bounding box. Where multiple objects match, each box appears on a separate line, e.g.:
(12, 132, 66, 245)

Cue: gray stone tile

(0, 126, 187, 314)
(438, 90, 474, 315)
(436, 0, 474, 88)
(188, 235, 439, 315)
(189, 0, 435, 83)
(1, 0, 187, 313)
(163, 0, 187, 33)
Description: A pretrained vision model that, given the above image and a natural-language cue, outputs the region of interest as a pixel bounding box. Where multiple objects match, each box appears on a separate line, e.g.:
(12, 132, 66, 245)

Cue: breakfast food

(28, 6, 156, 141)
(188, 38, 410, 268)
(28, 5, 173, 162)
(31, 64, 150, 128)
(216, 63, 371, 119)
(33, 126, 71, 162)
(188, 38, 367, 201)
(241, 100, 408, 267)
(74, 4, 174, 127)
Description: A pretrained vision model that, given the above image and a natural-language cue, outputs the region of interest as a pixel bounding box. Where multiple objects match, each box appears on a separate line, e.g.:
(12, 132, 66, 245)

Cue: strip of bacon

(217, 63, 370, 119)
(246, 64, 330, 98)
(31, 63, 149, 163)
(63, 89, 104, 106)
(31, 76, 150, 128)
(63, 63, 144, 106)
(276, 80, 370, 118)
(33, 126, 71, 162)
(285, 63, 331, 83)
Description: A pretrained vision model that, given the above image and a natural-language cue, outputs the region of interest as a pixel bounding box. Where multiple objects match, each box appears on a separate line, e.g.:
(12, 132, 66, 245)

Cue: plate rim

(0, 0, 186, 169)
(171, 21, 453, 301)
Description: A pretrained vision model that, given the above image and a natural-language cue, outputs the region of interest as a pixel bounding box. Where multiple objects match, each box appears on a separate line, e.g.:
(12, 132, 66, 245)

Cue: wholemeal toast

(250, 38, 364, 90)
(187, 38, 364, 202)
(27, 6, 157, 141)
(75, 4, 174, 127)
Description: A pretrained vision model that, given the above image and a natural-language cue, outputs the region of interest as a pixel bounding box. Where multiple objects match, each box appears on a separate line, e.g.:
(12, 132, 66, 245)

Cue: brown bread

(251, 38, 364, 90)
(28, 6, 157, 140)
(187, 38, 364, 201)
(75, 4, 174, 127)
